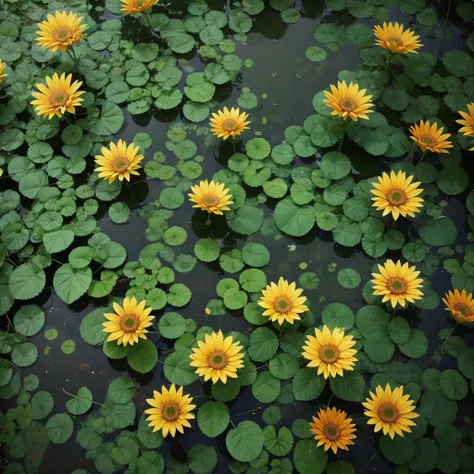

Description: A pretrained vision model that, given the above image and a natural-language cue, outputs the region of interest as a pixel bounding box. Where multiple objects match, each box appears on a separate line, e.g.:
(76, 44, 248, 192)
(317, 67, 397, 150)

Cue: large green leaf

(54, 264, 92, 304)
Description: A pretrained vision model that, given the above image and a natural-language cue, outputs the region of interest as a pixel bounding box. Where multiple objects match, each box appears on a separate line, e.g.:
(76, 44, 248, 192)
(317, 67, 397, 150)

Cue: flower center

(112, 157, 130, 173)
(323, 423, 340, 441)
(378, 403, 398, 423)
(223, 119, 238, 132)
(161, 402, 181, 422)
(119, 314, 140, 333)
(273, 296, 292, 314)
(319, 344, 340, 364)
(54, 27, 72, 42)
(389, 36, 402, 46)
(340, 99, 355, 111)
(203, 194, 219, 207)
(421, 134, 435, 145)
(50, 92, 68, 107)
(386, 277, 408, 295)
(387, 188, 407, 206)
(454, 303, 472, 317)
(207, 350, 228, 369)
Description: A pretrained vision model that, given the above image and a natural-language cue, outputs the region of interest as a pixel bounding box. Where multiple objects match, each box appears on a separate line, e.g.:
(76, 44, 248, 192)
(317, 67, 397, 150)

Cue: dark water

(2, 1, 474, 473)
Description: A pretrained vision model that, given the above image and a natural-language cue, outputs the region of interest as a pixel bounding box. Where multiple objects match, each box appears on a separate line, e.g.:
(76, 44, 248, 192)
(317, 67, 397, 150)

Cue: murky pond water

(1, 1, 474, 473)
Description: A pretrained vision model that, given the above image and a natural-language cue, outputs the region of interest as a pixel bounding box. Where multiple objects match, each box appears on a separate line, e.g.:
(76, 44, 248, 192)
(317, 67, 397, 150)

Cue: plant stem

(418, 149, 428, 163)
(360, 449, 380, 473)
(441, 323, 458, 353)
(205, 215, 211, 226)
(338, 130, 345, 151)
(231, 407, 261, 418)
(446, 0, 452, 22)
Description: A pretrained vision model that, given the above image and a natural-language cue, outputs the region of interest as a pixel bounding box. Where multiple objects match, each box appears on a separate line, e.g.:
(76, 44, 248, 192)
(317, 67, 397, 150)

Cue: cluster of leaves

(1, 0, 474, 473)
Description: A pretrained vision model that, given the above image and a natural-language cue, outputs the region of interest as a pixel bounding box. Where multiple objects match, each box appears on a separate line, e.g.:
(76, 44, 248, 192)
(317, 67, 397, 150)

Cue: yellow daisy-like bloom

(31, 73, 84, 120)
(373, 22, 422, 54)
(371, 260, 423, 308)
(363, 384, 419, 439)
(189, 330, 245, 384)
(36, 11, 87, 53)
(443, 289, 474, 324)
(456, 102, 474, 151)
(409, 120, 453, 154)
(323, 81, 374, 121)
(144, 384, 196, 437)
(121, 0, 159, 15)
(371, 170, 424, 221)
(102, 297, 154, 346)
(302, 326, 357, 379)
(0, 60, 7, 85)
(209, 107, 250, 140)
(258, 277, 308, 325)
(94, 140, 144, 184)
(188, 180, 233, 215)
(309, 407, 357, 454)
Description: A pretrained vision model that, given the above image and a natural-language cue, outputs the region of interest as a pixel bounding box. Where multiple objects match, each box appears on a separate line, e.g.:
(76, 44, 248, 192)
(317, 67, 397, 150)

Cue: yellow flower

(456, 102, 474, 151)
(189, 330, 244, 384)
(144, 384, 196, 437)
(302, 326, 357, 379)
(373, 22, 422, 54)
(371, 170, 423, 221)
(31, 72, 84, 120)
(94, 140, 144, 184)
(188, 180, 233, 215)
(371, 260, 423, 308)
(209, 107, 250, 140)
(102, 297, 154, 346)
(0, 60, 7, 85)
(443, 289, 474, 324)
(363, 384, 419, 439)
(409, 120, 453, 154)
(309, 407, 357, 454)
(323, 81, 374, 121)
(36, 11, 87, 53)
(121, 0, 159, 15)
(258, 277, 308, 325)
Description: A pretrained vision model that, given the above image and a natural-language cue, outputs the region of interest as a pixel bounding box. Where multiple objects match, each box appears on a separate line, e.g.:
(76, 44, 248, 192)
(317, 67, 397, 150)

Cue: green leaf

(46, 413, 74, 444)
(107, 377, 136, 404)
(112, 437, 140, 465)
(269, 353, 300, 380)
(320, 152, 351, 179)
(252, 371, 281, 403)
(188, 444, 217, 474)
(294, 439, 328, 474)
(167, 283, 192, 307)
(43, 229, 74, 254)
(439, 369, 468, 400)
(246, 138, 271, 160)
(194, 238, 220, 262)
(321, 303, 355, 330)
(337, 268, 361, 289)
(9, 264, 46, 300)
(292, 368, 326, 401)
(127, 339, 158, 373)
(66, 386, 93, 415)
(159, 312, 186, 339)
(31, 391, 54, 420)
(399, 329, 428, 359)
(54, 264, 92, 304)
(329, 371, 365, 401)
(164, 349, 198, 385)
(80, 308, 107, 345)
(198, 401, 230, 438)
(13, 305, 45, 336)
(11, 342, 38, 367)
(380, 436, 416, 465)
(228, 205, 263, 235)
(274, 198, 315, 237)
(226, 421, 264, 462)
(109, 202, 130, 224)
(264, 426, 294, 456)
(248, 328, 278, 362)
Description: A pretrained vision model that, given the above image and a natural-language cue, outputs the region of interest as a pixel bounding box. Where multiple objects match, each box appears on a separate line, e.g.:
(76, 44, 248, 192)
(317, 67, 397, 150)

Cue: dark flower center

(389, 36, 402, 46)
(203, 194, 219, 207)
(319, 344, 340, 364)
(54, 27, 72, 42)
(51, 92, 68, 107)
(119, 314, 139, 333)
(387, 188, 407, 206)
(386, 277, 407, 295)
(421, 134, 435, 145)
(161, 402, 180, 421)
(273, 296, 292, 314)
(324, 423, 340, 440)
(112, 157, 130, 173)
(223, 119, 238, 131)
(378, 403, 398, 423)
(454, 303, 471, 317)
(208, 350, 228, 369)
(341, 99, 355, 111)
